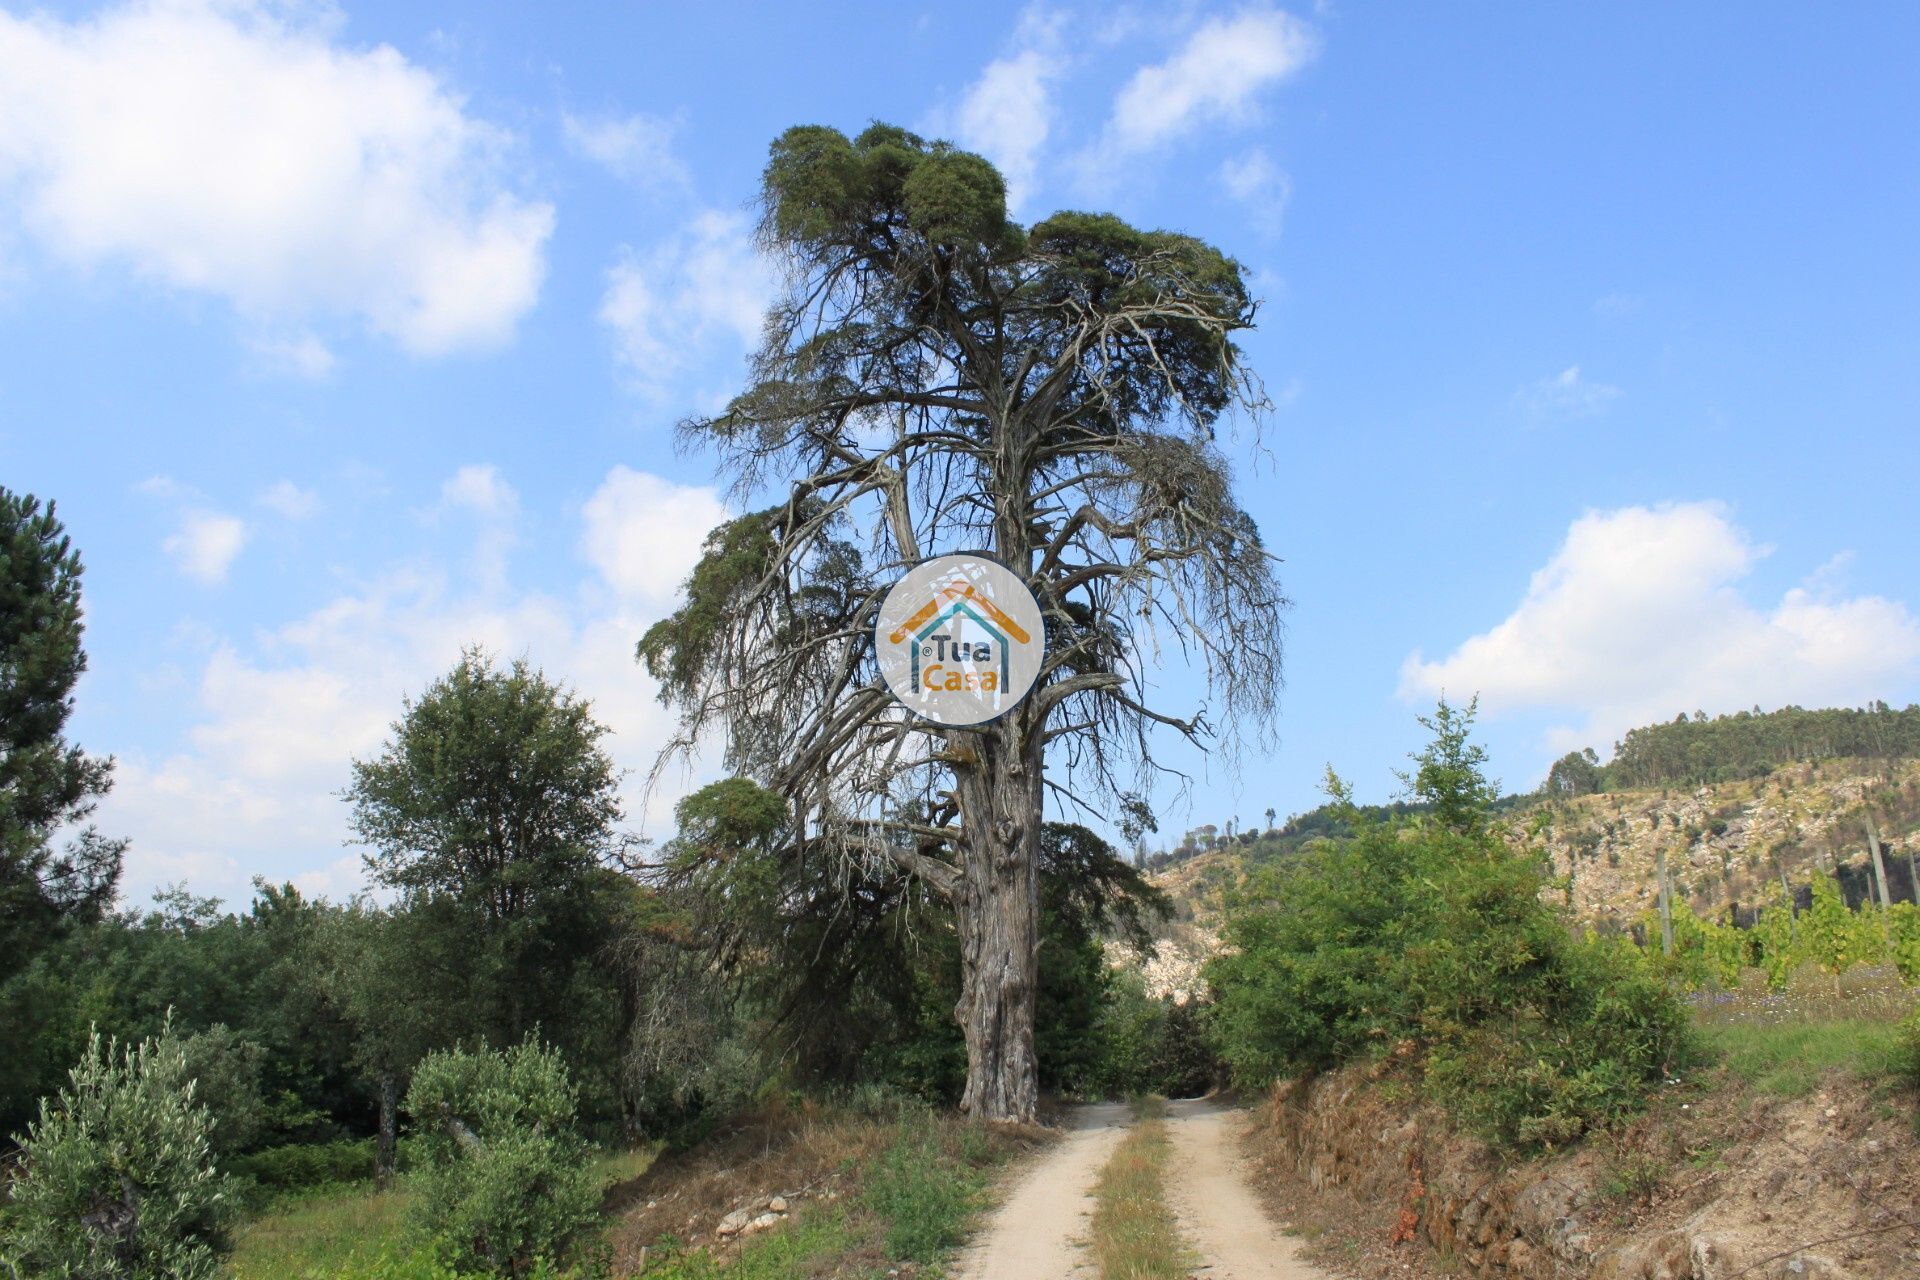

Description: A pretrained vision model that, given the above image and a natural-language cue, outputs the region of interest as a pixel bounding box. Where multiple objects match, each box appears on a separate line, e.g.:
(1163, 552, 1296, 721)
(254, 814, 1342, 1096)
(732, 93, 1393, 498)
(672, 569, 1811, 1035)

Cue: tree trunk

(375, 1070, 399, 1190)
(1864, 814, 1892, 911)
(1656, 844, 1675, 955)
(952, 723, 1042, 1123)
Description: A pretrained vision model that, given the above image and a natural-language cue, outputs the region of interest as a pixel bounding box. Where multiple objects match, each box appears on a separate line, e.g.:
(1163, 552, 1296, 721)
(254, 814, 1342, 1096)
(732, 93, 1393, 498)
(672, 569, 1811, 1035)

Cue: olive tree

(639, 123, 1285, 1121)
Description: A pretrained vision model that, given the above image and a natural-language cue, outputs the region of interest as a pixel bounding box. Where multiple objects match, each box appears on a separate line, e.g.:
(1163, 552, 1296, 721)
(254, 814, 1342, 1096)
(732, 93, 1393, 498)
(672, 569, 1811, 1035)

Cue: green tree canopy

(344, 648, 633, 1063)
(0, 487, 124, 982)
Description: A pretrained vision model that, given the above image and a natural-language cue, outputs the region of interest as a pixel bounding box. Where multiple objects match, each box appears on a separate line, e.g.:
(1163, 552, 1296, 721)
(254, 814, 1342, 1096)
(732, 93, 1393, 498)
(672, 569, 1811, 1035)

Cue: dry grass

(1088, 1097, 1191, 1280)
(609, 1092, 1047, 1278)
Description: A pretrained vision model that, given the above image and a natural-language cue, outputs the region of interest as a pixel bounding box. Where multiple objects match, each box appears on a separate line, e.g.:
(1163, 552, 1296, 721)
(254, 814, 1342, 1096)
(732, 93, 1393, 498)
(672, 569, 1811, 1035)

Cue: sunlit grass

(226, 1183, 411, 1279)
(1089, 1097, 1191, 1280)
(1688, 965, 1915, 1097)
(224, 1146, 656, 1279)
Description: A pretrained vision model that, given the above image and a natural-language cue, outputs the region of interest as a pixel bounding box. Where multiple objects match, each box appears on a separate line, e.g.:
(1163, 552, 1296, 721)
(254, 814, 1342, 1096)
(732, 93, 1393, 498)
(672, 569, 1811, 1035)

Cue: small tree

(5, 1021, 233, 1280)
(344, 648, 630, 1059)
(403, 1040, 599, 1278)
(1400, 696, 1499, 835)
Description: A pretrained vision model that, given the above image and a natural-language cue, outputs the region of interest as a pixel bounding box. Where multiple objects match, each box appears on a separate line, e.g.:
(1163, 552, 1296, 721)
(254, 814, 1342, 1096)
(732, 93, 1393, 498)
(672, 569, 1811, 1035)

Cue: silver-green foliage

(3, 1022, 233, 1279)
(402, 1041, 599, 1278)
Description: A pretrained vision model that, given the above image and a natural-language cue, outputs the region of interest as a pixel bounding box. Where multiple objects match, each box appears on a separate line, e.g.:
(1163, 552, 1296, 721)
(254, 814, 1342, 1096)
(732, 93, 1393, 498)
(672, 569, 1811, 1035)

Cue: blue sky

(3, 1, 1917, 901)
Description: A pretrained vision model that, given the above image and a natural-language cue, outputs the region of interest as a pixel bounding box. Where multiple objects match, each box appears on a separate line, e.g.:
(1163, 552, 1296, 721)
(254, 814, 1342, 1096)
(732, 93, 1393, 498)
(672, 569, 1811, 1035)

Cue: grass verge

(1697, 1017, 1905, 1097)
(615, 1094, 1039, 1279)
(1088, 1097, 1190, 1280)
(225, 1146, 654, 1279)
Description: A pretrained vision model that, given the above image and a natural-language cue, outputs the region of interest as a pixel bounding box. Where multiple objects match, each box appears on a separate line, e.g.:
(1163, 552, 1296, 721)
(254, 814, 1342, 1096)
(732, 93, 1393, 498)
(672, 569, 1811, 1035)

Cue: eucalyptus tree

(639, 123, 1286, 1121)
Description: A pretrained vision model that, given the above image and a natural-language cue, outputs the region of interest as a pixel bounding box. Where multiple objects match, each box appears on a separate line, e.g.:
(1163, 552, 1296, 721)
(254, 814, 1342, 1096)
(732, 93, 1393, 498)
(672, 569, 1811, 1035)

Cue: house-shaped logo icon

(874, 556, 1046, 726)
(888, 580, 1033, 692)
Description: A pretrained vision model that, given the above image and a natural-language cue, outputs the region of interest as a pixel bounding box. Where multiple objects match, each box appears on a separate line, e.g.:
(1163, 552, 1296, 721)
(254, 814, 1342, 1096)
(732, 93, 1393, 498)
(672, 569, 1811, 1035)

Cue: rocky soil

(1244, 1059, 1920, 1280)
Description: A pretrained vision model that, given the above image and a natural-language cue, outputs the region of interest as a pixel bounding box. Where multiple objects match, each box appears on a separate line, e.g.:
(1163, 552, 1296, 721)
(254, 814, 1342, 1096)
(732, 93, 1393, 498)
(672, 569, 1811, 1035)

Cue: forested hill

(1546, 702, 1920, 795)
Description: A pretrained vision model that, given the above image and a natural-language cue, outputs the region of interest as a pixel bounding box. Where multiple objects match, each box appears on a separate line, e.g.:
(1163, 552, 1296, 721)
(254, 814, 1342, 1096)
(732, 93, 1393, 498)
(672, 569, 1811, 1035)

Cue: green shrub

(1207, 704, 1696, 1151)
(176, 1022, 269, 1156)
(403, 1040, 600, 1278)
(2, 1022, 236, 1279)
(1895, 1008, 1920, 1090)
(228, 1138, 392, 1193)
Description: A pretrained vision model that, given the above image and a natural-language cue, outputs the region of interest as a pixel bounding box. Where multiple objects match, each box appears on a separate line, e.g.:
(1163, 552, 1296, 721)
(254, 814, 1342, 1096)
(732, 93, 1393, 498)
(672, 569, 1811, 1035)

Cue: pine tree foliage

(635, 122, 1286, 1119)
(0, 486, 124, 983)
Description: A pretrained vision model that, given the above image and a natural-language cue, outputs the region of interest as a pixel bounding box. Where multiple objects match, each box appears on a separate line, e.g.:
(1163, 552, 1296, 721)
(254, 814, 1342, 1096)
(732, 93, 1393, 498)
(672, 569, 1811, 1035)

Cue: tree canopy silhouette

(638, 122, 1286, 1120)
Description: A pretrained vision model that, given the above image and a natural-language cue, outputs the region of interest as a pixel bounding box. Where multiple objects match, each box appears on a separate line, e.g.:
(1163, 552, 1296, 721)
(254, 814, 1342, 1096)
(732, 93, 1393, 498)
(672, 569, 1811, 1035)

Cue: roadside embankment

(1246, 1059, 1920, 1280)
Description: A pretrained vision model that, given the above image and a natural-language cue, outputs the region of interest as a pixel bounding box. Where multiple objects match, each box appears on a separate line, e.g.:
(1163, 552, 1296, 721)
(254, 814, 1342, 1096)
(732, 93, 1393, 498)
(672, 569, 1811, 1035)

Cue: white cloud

(434, 464, 519, 593)
(562, 109, 686, 191)
(1101, 6, 1318, 156)
(0, 0, 553, 356)
(438, 463, 518, 520)
(257, 480, 321, 521)
(1218, 147, 1292, 234)
(600, 210, 773, 400)
(1593, 292, 1643, 319)
(245, 331, 336, 379)
(102, 465, 722, 905)
(163, 510, 247, 584)
(1513, 365, 1622, 420)
(581, 466, 727, 604)
(1400, 503, 1920, 755)
(944, 8, 1066, 213)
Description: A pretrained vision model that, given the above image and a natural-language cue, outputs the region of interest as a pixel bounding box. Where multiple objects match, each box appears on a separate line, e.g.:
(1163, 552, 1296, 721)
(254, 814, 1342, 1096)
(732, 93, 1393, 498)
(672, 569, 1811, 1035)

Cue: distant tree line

(1548, 703, 1920, 795)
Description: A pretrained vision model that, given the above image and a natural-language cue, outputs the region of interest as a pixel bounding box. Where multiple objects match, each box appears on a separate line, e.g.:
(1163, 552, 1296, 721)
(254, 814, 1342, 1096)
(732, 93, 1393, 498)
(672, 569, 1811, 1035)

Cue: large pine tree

(0, 487, 124, 983)
(639, 124, 1286, 1120)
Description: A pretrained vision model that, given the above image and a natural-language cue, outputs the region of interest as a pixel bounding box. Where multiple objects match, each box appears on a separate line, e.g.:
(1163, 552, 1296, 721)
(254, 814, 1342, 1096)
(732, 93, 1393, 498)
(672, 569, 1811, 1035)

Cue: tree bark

(375, 1070, 398, 1190)
(951, 723, 1042, 1123)
(1864, 813, 1892, 911)
(1656, 843, 1675, 955)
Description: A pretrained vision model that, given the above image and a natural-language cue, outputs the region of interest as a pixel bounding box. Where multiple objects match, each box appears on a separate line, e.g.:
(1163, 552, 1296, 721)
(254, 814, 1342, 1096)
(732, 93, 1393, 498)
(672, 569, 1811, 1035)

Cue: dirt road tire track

(950, 1101, 1130, 1280)
(1164, 1097, 1332, 1279)
(953, 1098, 1332, 1280)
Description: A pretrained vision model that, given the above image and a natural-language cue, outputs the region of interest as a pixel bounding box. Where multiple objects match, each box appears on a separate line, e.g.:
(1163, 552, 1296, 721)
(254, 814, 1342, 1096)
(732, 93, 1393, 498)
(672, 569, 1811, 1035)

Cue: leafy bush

(176, 1022, 269, 1156)
(228, 1137, 406, 1194)
(403, 1040, 600, 1278)
(1208, 703, 1696, 1151)
(3, 1022, 235, 1279)
(1895, 1008, 1920, 1090)
(1083, 972, 1218, 1099)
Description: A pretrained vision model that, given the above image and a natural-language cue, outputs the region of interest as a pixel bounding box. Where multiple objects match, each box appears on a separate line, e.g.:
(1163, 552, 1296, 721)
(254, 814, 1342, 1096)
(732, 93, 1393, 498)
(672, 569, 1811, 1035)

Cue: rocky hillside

(1522, 757, 1920, 931)
(1118, 757, 1920, 997)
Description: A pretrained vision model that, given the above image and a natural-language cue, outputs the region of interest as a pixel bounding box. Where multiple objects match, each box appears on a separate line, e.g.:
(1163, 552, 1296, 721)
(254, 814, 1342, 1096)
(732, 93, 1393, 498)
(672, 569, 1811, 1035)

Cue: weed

(1600, 1150, 1667, 1203)
(1089, 1098, 1191, 1279)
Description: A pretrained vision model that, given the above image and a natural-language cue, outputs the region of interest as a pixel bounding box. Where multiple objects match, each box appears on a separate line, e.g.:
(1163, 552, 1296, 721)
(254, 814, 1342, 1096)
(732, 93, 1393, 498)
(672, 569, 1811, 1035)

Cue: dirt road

(951, 1101, 1131, 1279)
(954, 1098, 1332, 1280)
(1163, 1097, 1330, 1279)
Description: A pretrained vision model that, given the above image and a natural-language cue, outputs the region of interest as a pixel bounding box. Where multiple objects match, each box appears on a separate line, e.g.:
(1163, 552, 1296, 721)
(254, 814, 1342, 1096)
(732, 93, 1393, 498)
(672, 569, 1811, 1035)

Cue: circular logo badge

(875, 554, 1046, 726)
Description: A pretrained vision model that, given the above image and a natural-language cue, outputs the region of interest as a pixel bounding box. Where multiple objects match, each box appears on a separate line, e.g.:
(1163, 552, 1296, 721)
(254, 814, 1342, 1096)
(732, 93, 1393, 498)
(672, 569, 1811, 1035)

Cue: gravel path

(950, 1101, 1131, 1280)
(954, 1098, 1333, 1280)
(1164, 1097, 1333, 1279)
